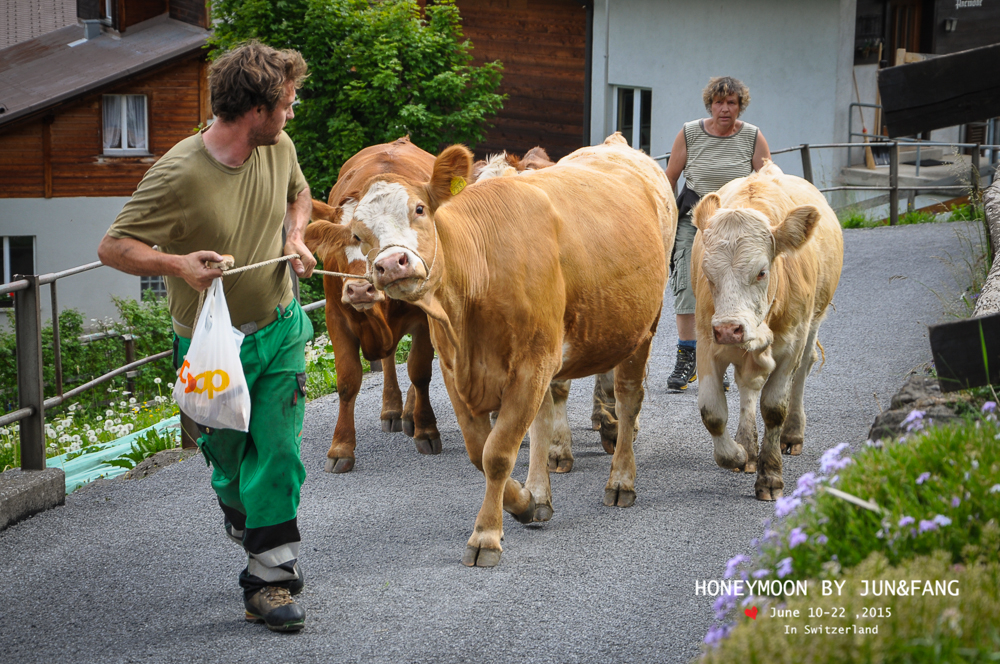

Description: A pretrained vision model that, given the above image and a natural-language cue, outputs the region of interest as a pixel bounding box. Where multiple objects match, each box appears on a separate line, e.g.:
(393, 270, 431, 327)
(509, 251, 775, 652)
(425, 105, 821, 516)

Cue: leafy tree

(210, 0, 505, 199)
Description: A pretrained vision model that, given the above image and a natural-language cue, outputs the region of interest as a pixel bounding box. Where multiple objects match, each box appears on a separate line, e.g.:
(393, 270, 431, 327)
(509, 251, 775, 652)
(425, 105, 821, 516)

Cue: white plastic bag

(173, 278, 251, 432)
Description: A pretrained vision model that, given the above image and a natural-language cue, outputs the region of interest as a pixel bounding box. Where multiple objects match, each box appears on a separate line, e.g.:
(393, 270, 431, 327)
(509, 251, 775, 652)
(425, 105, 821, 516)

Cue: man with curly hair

(98, 41, 316, 632)
(663, 76, 771, 391)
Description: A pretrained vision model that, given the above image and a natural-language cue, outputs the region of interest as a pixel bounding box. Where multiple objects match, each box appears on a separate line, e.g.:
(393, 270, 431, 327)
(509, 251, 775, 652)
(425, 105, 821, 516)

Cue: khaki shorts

(669, 214, 698, 315)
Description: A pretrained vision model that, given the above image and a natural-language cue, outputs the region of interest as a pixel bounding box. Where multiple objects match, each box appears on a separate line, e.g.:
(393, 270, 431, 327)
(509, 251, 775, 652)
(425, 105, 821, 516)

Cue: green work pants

(174, 300, 312, 593)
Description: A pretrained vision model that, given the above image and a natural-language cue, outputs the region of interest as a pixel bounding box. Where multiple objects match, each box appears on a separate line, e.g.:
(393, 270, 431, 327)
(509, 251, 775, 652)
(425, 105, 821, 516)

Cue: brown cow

(303, 137, 440, 473)
(690, 162, 843, 500)
(349, 134, 676, 566)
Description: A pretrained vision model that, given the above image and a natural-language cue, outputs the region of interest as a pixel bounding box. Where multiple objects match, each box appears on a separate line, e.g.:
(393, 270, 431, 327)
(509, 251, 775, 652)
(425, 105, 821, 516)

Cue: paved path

(0, 222, 981, 663)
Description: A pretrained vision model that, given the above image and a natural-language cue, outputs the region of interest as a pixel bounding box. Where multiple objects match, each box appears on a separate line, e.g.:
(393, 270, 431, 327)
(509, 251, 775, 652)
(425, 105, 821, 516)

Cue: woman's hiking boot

(244, 586, 306, 632)
(667, 345, 697, 390)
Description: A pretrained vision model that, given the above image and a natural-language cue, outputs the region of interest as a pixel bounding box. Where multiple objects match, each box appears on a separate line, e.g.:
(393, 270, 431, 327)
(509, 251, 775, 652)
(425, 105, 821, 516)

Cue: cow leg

(698, 350, 746, 471)
(604, 335, 653, 508)
(757, 348, 804, 501)
(326, 327, 363, 474)
(438, 363, 537, 568)
(780, 324, 820, 456)
(547, 379, 574, 473)
(591, 371, 618, 454)
(733, 363, 766, 474)
(526, 385, 556, 521)
(406, 325, 441, 454)
(379, 344, 404, 433)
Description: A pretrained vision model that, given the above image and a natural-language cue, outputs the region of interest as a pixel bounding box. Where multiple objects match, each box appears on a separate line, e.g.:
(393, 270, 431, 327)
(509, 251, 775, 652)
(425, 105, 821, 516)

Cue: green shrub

(839, 209, 876, 229)
(210, 0, 505, 200)
(948, 203, 985, 222)
(701, 552, 1000, 663)
(898, 209, 940, 225)
(106, 426, 180, 470)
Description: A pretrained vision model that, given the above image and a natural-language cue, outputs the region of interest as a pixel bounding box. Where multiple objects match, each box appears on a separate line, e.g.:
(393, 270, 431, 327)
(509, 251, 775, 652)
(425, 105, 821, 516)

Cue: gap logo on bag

(176, 360, 231, 398)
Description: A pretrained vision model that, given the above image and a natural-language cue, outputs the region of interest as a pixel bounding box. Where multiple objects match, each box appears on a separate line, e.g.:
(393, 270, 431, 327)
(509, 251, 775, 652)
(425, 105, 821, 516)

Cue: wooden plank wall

(931, 0, 1000, 55)
(456, 0, 588, 161)
(0, 57, 204, 198)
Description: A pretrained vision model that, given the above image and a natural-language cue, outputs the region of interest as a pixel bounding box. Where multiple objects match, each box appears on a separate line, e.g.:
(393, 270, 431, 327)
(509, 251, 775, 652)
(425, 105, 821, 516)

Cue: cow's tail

(814, 339, 827, 370)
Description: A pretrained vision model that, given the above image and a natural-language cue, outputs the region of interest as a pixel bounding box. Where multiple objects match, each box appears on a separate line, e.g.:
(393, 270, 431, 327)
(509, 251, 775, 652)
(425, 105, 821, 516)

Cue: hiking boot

(667, 346, 697, 390)
(244, 586, 306, 632)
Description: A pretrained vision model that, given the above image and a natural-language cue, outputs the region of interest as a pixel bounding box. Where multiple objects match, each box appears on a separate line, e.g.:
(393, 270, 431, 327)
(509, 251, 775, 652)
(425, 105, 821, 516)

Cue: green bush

(210, 0, 505, 201)
(701, 552, 1000, 663)
(898, 209, 941, 225)
(839, 208, 876, 229)
(106, 426, 180, 470)
(948, 203, 985, 222)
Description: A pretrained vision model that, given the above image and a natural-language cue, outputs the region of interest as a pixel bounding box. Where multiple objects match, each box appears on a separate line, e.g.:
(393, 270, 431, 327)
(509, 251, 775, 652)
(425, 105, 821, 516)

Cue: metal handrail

(2, 260, 329, 472)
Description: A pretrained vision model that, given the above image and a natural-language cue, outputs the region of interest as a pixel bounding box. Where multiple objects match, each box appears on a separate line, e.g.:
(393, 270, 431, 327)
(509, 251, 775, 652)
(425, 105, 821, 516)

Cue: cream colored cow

(691, 162, 843, 501)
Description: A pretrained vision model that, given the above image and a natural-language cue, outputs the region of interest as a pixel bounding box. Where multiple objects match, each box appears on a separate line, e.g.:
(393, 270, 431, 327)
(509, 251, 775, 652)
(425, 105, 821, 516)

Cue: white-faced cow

(690, 162, 843, 500)
(303, 137, 440, 473)
(349, 134, 676, 566)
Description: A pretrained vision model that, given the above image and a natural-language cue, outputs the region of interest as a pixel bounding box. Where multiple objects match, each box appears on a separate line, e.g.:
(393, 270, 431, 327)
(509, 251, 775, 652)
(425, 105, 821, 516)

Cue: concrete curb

(973, 180, 1000, 317)
(0, 468, 66, 531)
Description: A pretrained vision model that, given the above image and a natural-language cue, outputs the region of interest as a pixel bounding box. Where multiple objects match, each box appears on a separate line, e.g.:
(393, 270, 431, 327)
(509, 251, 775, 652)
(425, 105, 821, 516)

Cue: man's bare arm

(97, 235, 224, 292)
(284, 185, 316, 278)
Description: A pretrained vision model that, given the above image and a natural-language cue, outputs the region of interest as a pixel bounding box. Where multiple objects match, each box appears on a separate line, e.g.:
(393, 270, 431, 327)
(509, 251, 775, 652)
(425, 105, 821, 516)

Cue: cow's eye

(352, 235, 361, 243)
(757, 270, 767, 281)
(415, 204, 425, 215)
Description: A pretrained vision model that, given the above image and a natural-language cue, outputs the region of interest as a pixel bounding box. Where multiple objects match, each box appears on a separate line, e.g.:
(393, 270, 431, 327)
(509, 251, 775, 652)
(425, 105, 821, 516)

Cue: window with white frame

(140, 276, 167, 298)
(103, 94, 148, 155)
(615, 87, 652, 155)
(1, 236, 36, 308)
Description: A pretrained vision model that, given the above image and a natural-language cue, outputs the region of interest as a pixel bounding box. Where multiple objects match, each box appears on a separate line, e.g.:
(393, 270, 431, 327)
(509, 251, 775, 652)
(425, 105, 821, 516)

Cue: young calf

(690, 163, 843, 500)
(304, 138, 440, 473)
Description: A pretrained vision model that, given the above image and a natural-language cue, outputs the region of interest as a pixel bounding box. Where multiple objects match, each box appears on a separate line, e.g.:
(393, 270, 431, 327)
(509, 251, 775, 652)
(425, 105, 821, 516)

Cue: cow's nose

(374, 251, 414, 285)
(713, 324, 744, 345)
(345, 282, 377, 302)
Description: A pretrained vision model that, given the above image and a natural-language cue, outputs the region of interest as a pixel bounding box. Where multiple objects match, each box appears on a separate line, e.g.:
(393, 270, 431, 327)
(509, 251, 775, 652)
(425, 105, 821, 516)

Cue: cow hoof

(510, 494, 537, 525)
(591, 417, 602, 431)
(603, 488, 636, 508)
(324, 457, 354, 474)
(533, 504, 554, 522)
(381, 417, 403, 433)
(781, 442, 803, 455)
(755, 483, 783, 501)
(462, 545, 501, 568)
(600, 437, 616, 455)
(401, 419, 415, 437)
(547, 457, 574, 473)
(414, 436, 442, 455)
(744, 461, 757, 473)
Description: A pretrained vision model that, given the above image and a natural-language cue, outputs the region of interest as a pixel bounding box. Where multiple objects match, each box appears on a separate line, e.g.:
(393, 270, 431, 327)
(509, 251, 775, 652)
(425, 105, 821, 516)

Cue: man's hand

(178, 250, 226, 291)
(284, 235, 316, 278)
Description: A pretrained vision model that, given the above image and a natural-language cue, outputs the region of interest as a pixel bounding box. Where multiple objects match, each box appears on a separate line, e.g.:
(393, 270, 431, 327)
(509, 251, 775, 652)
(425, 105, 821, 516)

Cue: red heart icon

(745, 606, 758, 620)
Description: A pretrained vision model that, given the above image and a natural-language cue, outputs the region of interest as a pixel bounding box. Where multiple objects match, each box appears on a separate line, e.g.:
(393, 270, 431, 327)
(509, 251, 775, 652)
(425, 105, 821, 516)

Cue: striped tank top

(682, 119, 759, 197)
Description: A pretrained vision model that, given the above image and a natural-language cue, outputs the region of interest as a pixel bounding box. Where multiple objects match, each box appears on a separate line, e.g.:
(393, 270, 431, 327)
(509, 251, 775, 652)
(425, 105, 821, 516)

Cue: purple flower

(990, 484, 1000, 494)
(775, 496, 802, 518)
(788, 527, 808, 549)
(704, 623, 732, 648)
(933, 514, 952, 527)
(951, 496, 961, 508)
(752, 568, 770, 579)
(902, 409, 926, 432)
(819, 443, 853, 473)
(918, 519, 938, 533)
(815, 534, 828, 545)
(776, 557, 793, 578)
(898, 516, 915, 527)
(741, 594, 757, 607)
(916, 472, 931, 485)
(982, 401, 997, 414)
(792, 472, 820, 498)
(724, 554, 748, 580)
(713, 591, 738, 620)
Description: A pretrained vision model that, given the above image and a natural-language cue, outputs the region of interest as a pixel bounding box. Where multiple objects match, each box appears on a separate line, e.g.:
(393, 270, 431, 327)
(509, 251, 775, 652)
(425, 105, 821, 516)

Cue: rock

(124, 448, 201, 481)
(868, 373, 963, 442)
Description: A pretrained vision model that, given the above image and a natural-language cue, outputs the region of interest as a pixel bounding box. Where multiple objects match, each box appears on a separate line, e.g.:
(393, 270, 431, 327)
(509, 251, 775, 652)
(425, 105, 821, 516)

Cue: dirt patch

(124, 447, 201, 481)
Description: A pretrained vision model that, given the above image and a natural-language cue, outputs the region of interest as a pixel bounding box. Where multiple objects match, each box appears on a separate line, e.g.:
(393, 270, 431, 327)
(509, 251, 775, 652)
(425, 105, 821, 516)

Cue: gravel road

(0, 221, 981, 664)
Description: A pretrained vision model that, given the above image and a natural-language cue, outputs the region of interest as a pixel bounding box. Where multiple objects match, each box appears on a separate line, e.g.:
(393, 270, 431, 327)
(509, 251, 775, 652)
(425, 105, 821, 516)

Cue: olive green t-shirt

(108, 129, 308, 336)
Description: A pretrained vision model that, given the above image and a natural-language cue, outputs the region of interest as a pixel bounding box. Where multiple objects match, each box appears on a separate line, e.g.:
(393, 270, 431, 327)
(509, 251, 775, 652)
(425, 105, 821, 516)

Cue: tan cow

(303, 137, 440, 473)
(349, 134, 676, 566)
(690, 162, 843, 500)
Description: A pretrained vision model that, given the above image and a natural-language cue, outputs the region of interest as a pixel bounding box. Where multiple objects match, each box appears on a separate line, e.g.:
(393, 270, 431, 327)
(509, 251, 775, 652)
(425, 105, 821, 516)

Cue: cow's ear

(312, 199, 341, 223)
(425, 144, 473, 211)
(304, 219, 350, 257)
(692, 193, 721, 231)
(773, 205, 820, 255)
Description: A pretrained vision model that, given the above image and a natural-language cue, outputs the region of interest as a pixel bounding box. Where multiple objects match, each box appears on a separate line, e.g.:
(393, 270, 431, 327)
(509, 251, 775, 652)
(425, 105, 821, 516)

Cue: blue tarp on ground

(46, 415, 181, 494)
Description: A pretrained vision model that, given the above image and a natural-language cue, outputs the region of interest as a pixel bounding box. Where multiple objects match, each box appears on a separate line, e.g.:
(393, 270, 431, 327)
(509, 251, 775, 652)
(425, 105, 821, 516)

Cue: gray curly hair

(702, 76, 751, 116)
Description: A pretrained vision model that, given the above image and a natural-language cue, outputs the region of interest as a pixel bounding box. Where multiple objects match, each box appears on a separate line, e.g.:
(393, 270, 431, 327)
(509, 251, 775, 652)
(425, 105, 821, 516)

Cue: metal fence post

(15, 275, 46, 470)
(972, 143, 981, 201)
(123, 334, 137, 396)
(800, 144, 813, 184)
(50, 280, 63, 396)
(889, 143, 899, 226)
